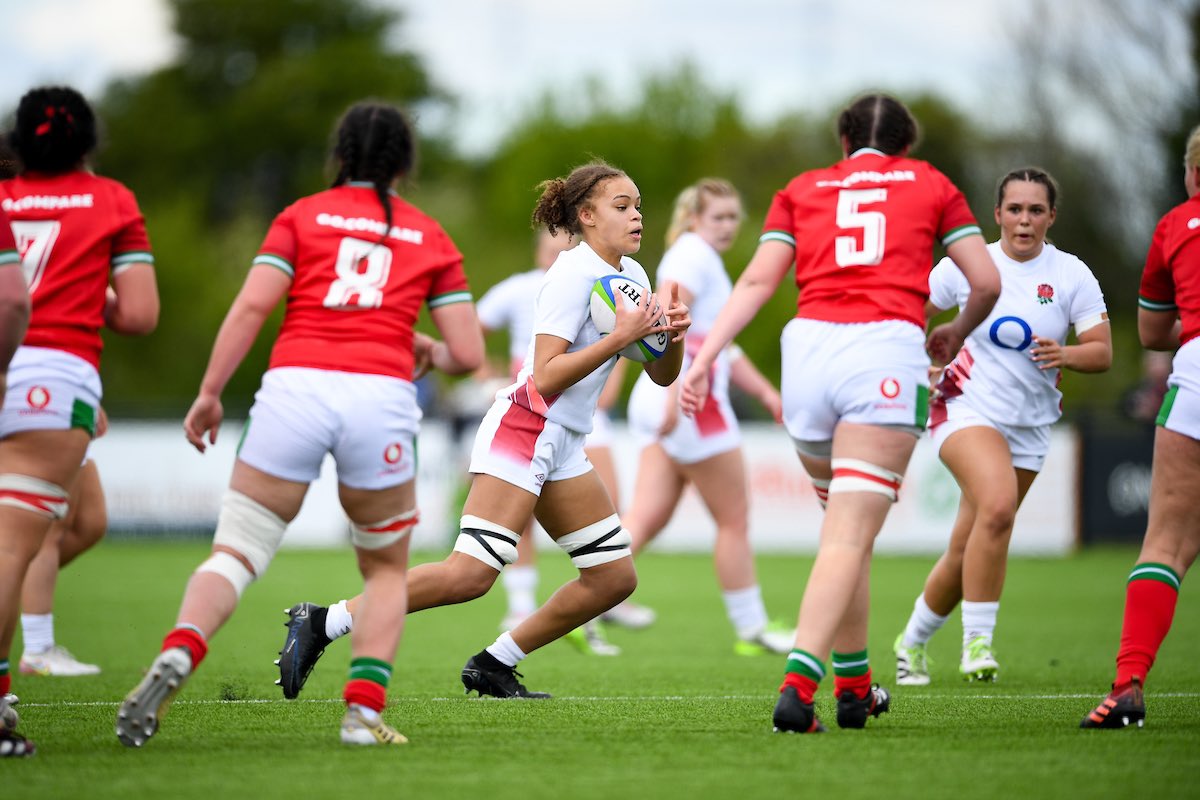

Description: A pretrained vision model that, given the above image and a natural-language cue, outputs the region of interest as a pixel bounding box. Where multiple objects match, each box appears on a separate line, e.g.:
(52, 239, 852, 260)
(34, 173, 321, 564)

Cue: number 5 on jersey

(323, 236, 391, 309)
(835, 188, 887, 267)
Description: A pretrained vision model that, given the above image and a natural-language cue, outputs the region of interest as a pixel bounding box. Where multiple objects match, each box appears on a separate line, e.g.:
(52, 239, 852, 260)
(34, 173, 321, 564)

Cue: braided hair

(330, 102, 416, 240)
(837, 93, 919, 157)
(8, 86, 97, 174)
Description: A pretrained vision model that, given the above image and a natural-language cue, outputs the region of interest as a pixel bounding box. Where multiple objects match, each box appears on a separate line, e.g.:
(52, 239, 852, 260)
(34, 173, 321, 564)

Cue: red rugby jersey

(1138, 194, 1200, 346)
(0, 171, 153, 368)
(255, 183, 471, 380)
(761, 150, 981, 328)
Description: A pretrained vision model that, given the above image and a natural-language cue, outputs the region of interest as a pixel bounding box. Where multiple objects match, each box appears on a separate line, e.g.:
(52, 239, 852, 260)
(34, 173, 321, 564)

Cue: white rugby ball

(589, 274, 669, 362)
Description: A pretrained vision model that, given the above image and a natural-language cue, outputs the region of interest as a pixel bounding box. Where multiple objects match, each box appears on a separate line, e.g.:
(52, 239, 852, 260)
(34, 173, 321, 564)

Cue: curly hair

(8, 86, 97, 174)
(530, 161, 625, 238)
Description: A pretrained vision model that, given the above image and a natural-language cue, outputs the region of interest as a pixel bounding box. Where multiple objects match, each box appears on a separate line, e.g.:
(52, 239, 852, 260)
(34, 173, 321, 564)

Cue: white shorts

(780, 318, 929, 447)
(0, 346, 101, 437)
(469, 395, 592, 496)
(929, 394, 1050, 472)
(238, 367, 420, 490)
(627, 375, 740, 464)
(1158, 338, 1200, 440)
(584, 409, 615, 450)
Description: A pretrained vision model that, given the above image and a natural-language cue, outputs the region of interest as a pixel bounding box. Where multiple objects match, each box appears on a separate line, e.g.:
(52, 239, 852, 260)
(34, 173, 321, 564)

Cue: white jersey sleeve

(501, 242, 644, 434)
(927, 255, 970, 312)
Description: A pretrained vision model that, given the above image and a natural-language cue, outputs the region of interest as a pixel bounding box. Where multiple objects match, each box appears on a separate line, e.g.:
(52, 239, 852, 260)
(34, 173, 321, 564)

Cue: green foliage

(12, 543, 1200, 798)
(17, 3, 1174, 421)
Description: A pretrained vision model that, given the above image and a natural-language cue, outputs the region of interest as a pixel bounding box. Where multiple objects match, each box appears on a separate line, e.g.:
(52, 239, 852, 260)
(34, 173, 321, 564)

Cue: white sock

(961, 600, 1000, 648)
(326, 600, 353, 641)
(349, 703, 380, 725)
(486, 631, 527, 667)
(20, 613, 54, 654)
(723, 585, 769, 640)
(901, 594, 949, 648)
(502, 565, 538, 617)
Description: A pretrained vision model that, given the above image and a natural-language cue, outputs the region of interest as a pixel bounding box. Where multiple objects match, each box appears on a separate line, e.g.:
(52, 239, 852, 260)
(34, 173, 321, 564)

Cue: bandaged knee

(350, 509, 418, 550)
(0, 474, 69, 519)
(828, 458, 902, 502)
(556, 515, 630, 568)
(209, 490, 288, 578)
(454, 515, 520, 571)
(196, 551, 255, 598)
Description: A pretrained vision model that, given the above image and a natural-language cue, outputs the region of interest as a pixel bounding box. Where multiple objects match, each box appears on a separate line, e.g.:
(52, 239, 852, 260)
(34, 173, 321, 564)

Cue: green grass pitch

(7, 542, 1199, 799)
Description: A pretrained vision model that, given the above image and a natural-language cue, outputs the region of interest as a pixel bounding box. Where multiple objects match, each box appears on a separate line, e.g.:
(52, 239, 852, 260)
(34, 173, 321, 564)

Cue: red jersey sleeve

(931, 168, 980, 247)
(425, 226, 471, 309)
(253, 205, 300, 277)
(1138, 216, 1176, 312)
(0, 207, 16, 267)
(109, 186, 153, 273)
(760, 188, 798, 247)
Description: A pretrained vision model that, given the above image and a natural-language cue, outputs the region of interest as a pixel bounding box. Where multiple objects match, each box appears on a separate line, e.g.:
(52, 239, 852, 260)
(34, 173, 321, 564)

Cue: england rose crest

(1037, 283, 1054, 304)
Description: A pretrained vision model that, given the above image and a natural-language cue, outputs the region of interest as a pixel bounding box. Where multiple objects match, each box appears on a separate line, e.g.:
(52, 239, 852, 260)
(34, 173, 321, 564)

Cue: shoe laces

(964, 636, 994, 660)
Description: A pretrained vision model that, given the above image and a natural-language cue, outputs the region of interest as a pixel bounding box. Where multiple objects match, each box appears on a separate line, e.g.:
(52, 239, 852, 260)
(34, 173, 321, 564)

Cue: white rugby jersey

(631, 232, 733, 411)
(929, 240, 1108, 427)
(476, 267, 543, 366)
(501, 241, 650, 434)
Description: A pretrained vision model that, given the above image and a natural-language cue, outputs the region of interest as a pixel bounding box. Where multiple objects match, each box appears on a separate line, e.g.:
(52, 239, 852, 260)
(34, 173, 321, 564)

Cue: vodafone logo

(383, 442, 403, 464)
(879, 378, 901, 399)
(26, 386, 51, 409)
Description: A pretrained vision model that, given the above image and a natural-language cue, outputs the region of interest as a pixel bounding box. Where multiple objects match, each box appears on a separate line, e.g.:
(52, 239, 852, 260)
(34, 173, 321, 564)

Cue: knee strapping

(556, 515, 630, 568)
(350, 509, 418, 550)
(0, 474, 69, 520)
(828, 458, 902, 502)
(196, 551, 255, 598)
(453, 515, 520, 571)
(211, 490, 288, 576)
(811, 478, 831, 510)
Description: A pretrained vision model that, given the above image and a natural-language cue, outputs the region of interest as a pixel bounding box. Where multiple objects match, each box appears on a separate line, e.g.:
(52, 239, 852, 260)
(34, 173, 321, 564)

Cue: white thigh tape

(828, 458, 902, 502)
(351, 509, 418, 550)
(453, 514, 520, 571)
(0, 474, 69, 520)
(211, 490, 288, 576)
(556, 515, 630, 568)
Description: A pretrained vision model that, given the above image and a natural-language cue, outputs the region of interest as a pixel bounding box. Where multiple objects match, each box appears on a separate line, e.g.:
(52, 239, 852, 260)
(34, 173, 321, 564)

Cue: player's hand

(1030, 336, 1067, 370)
(184, 392, 224, 454)
(413, 332, 436, 379)
(925, 321, 965, 367)
(612, 289, 665, 349)
(661, 281, 691, 343)
(761, 388, 784, 424)
(95, 406, 109, 439)
(679, 359, 711, 418)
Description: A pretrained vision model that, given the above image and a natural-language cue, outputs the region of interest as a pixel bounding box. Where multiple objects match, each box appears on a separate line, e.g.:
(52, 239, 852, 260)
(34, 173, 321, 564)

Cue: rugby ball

(589, 274, 669, 362)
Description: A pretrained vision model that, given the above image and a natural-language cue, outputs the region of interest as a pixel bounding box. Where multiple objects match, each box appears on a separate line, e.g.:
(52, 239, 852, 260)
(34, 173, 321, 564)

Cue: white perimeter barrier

(90, 421, 1078, 555)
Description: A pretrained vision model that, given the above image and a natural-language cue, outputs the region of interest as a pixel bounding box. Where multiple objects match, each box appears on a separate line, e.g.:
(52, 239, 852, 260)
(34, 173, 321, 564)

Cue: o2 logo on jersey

(26, 386, 51, 410)
(879, 377, 901, 399)
(324, 236, 392, 310)
(989, 316, 1033, 351)
(383, 442, 404, 465)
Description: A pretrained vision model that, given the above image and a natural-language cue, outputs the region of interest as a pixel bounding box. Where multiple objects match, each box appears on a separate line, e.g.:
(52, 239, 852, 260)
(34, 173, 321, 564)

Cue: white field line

(20, 692, 1200, 708)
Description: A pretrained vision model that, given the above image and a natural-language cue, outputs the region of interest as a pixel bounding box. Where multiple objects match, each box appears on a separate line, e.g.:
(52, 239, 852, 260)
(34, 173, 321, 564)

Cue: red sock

(344, 679, 387, 713)
(0, 673, 9, 696)
(780, 672, 819, 705)
(163, 627, 208, 669)
(834, 670, 872, 700)
(1115, 577, 1179, 688)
